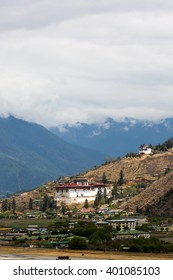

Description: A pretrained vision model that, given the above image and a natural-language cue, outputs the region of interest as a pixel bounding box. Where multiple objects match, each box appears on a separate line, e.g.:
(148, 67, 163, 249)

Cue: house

(116, 230, 150, 239)
(92, 215, 104, 223)
(54, 177, 106, 205)
(26, 225, 39, 234)
(49, 240, 69, 248)
(95, 221, 109, 227)
(139, 144, 153, 155)
(106, 219, 136, 231)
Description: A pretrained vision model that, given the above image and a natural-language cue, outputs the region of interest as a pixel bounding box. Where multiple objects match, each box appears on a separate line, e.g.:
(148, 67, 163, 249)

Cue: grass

(0, 218, 56, 228)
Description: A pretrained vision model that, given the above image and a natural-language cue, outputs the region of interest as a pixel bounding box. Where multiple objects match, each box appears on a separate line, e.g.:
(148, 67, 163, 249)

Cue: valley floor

(0, 246, 173, 260)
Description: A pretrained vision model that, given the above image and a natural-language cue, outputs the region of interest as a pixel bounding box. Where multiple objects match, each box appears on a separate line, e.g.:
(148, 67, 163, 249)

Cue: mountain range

(1, 115, 173, 197)
(50, 118, 173, 157)
(0, 116, 105, 194)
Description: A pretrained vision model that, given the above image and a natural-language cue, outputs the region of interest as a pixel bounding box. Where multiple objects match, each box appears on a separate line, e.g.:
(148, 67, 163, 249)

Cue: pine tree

(94, 189, 104, 207)
(118, 170, 124, 186)
(112, 181, 118, 200)
(84, 199, 89, 209)
(29, 198, 33, 210)
(102, 172, 108, 184)
(8, 202, 11, 211)
(12, 197, 16, 214)
(118, 170, 124, 196)
(1, 199, 8, 212)
(93, 196, 99, 208)
(103, 187, 107, 199)
(40, 194, 49, 211)
(97, 189, 102, 204)
(101, 187, 107, 204)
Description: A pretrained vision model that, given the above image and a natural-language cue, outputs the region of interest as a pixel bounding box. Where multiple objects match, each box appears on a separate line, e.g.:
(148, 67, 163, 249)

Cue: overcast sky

(1, 0, 173, 127)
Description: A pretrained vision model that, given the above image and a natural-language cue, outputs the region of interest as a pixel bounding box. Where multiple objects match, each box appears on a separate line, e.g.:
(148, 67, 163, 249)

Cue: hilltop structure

(54, 176, 106, 205)
(139, 144, 153, 155)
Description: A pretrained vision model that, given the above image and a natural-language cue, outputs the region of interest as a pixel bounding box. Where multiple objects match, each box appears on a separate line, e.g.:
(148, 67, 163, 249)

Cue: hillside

(83, 151, 173, 216)
(4, 150, 173, 216)
(120, 170, 173, 216)
(84, 151, 173, 183)
(0, 116, 105, 194)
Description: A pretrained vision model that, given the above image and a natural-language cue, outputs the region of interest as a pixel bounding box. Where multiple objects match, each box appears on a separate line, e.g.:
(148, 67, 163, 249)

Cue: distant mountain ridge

(50, 118, 173, 157)
(0, 116, 105, 194)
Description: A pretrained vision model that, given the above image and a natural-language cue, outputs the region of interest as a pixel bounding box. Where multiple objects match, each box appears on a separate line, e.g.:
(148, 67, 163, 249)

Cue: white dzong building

(54, 177, 106, 205)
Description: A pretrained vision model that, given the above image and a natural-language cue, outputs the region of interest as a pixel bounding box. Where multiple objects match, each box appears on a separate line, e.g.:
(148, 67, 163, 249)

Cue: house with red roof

(54, 176, 106, 205)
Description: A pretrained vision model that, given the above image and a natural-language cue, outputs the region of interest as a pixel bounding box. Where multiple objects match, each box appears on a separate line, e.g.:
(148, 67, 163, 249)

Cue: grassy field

(0, 246, 173, 260)
(0, 218, 56, 228)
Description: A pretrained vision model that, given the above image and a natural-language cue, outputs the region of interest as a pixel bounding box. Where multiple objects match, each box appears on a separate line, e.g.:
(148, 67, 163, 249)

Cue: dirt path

(0, 246, 173, 259)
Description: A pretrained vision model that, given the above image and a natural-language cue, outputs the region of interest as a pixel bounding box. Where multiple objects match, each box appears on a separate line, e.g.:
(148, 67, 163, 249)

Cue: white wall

(55, 186, 106, 204)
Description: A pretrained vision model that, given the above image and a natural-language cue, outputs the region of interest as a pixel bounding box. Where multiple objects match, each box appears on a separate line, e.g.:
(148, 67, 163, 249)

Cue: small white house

(139, 144, 153, 155)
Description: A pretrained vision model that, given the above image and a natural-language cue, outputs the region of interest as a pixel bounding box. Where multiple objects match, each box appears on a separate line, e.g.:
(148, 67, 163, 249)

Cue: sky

(1, 0, 173, 127)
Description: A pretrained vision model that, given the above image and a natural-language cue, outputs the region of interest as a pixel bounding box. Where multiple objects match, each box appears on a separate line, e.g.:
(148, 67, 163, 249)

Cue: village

(1, 144, 173, 253)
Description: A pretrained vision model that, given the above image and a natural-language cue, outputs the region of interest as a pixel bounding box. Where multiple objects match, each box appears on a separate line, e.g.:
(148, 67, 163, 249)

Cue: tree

(118, 170, 124, 195)
(97, 189, 102, 203)
(118, 170, 124, 186)
(40, 194, 49, 211)
(72, 222, 97, 237)
(93, 196, 99, 208)
(12, 197, 16, 214)
(1, 199, 8, 212)
(103, 187, 107, 199)
(89, 226, 113, 250)
(84, 199, 89, 209)
(136, 206, 143, 214)
(28, 198, 33, 210)
(112, 181, 118, 200)
(102, 172, 108, 184)
(60, 202, 68, 214)
(69, 237, 88, 250)
(94, 189, 102, 207)
(8, 202, 11, 211)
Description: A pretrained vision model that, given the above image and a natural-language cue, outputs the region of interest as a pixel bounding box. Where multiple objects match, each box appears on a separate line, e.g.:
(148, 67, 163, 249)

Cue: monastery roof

(55, 183, 105, 190)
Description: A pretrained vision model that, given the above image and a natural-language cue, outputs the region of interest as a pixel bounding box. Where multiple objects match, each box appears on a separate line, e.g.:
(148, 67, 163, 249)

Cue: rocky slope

(83, 151, 173, 216)
(120, 170, 173, 215)
(84, 151, 173, 183)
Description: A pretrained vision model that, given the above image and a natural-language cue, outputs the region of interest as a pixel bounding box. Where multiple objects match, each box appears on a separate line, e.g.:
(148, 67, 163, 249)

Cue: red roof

(55, 183, 105, 190)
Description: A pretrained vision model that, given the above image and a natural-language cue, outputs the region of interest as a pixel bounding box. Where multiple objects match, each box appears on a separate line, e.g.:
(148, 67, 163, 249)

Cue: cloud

(0, 0, 173, 127)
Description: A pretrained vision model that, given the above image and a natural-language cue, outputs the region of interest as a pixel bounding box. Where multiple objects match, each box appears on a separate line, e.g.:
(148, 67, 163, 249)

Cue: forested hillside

(0, 116, 105, 194)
